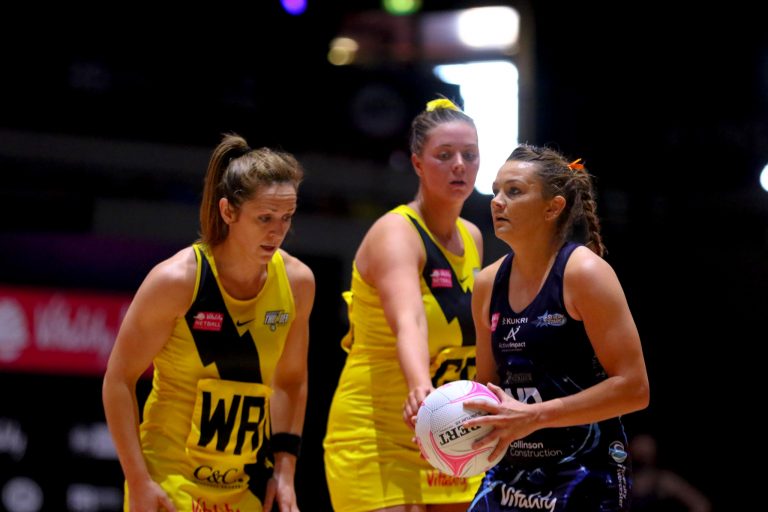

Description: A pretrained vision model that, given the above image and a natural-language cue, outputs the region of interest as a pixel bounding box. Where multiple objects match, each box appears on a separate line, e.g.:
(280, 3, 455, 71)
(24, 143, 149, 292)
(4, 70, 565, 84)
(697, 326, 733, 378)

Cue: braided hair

(508, 144, 606, 257)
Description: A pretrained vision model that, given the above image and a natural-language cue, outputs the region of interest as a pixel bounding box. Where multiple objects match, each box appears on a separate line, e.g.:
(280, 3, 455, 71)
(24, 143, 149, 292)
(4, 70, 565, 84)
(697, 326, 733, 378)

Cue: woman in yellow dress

(324, 98, 484, 512)
(103, 133, 315, 512)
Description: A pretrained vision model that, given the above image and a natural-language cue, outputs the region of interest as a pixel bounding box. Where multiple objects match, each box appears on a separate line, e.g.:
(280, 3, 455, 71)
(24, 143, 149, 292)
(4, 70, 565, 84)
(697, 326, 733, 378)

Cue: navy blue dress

(469, 242, 632, 512)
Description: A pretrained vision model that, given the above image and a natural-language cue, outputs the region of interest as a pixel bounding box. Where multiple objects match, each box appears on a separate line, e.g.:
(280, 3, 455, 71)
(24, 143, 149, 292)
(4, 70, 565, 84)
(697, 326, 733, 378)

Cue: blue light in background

(281, 0, 307, 16)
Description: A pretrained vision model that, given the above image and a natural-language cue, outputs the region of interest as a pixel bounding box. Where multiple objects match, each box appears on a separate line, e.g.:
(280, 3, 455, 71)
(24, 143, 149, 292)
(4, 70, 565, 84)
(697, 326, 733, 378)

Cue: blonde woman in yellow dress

(102, 133, 315, 512)
(324, 98, 484, 512)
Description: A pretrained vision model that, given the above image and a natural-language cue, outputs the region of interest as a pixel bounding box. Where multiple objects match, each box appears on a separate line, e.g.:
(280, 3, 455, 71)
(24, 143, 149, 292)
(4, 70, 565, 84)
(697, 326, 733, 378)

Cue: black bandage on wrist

(271, 432, 302, 457)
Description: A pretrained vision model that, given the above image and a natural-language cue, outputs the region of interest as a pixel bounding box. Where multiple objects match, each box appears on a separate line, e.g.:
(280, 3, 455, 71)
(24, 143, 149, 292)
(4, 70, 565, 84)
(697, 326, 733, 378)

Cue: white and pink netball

(415, 380, 504, 477)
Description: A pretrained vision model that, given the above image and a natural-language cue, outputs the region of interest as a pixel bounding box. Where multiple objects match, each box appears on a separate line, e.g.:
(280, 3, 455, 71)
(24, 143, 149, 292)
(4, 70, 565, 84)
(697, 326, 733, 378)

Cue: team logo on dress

(609, 440, 628, 463)
(430, 269, 453, 288)
(498, 484, 557, 511)
(535, 311, 566, 327)
(264, 310, 289, 331)
(192, 312, 224, 331)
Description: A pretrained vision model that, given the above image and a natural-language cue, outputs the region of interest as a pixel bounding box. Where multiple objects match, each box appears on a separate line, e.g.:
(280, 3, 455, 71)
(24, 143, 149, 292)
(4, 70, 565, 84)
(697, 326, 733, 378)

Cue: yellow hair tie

(567, 158, 585, 171)
(426, 98, 461, 112)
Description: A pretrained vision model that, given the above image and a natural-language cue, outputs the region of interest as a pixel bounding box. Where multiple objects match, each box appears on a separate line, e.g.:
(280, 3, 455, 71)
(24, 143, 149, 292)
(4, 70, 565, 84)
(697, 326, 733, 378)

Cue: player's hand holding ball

(462, 381, 540, 463)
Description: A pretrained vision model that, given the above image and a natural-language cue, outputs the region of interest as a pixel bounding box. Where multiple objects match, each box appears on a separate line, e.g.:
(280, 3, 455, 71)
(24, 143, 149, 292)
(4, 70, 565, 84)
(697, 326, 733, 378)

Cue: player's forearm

(103, 379, 151, 486)
(270, 379, 308, 434)
(534, 374, 649, 429)
(396, 326, 432, 390)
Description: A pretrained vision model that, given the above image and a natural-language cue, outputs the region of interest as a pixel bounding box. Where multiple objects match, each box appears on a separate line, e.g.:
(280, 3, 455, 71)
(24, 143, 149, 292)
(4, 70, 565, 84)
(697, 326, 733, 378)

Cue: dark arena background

(1, 2, 765, 511)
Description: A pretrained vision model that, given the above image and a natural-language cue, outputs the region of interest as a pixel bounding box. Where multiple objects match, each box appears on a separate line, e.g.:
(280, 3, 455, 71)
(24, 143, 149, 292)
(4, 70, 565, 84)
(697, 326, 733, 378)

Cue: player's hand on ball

(403, 384, 433, 430)
(463, 382, 541, 462)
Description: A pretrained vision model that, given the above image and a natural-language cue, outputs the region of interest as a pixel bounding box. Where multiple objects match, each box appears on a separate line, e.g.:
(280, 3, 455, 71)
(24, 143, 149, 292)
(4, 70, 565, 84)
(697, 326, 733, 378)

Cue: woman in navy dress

(464, 145, 650, 511)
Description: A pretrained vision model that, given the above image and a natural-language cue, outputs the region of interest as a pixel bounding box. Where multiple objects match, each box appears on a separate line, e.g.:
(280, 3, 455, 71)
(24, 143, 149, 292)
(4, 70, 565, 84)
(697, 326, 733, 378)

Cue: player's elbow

(628, 375, 650, 412)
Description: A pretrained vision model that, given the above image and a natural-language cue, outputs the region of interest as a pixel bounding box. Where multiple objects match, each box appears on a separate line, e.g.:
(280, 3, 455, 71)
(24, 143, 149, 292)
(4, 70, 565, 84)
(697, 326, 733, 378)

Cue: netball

(415, 380, 504, 477)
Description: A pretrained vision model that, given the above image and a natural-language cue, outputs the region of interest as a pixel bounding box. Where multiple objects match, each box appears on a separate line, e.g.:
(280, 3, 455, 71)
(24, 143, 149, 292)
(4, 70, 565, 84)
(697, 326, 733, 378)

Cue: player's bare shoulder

(279, 249, 316, 293)
(563, 245, 625, 320)
(279, 249, 314, 282)
(470, 255, 506, 314)
(564, 245, 616, 285)
(367, 210, 419, 244)
(356, 210, 423, 274)
(132, 246, 197, 317)
(148, 246, 197, 286)
(477, 254, 506, 284)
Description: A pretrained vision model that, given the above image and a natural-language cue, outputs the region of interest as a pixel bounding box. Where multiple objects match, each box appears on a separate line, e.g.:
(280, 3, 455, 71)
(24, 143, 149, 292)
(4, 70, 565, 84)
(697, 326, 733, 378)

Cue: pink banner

(0, 286, 133, 375)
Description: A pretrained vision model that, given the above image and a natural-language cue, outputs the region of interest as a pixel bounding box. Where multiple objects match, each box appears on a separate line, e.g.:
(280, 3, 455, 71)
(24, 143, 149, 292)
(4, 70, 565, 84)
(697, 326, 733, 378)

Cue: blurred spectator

(630, 433, 712, 512)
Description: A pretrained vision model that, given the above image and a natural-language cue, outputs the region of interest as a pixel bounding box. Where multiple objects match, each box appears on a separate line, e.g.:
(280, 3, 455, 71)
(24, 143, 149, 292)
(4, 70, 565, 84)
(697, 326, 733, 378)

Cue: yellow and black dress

(132, 243, 294, 512)
(324, 204, 483, 512)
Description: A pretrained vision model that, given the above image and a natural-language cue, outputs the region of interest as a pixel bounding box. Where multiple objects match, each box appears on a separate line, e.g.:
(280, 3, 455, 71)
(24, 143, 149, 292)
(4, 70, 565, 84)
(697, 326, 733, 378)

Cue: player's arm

(358, 213, 429, 428)
(102, 248, 195, 512)
(535, 246, 649, 426)
(267, 250, 315, 512)
(472, 259, 503, 385)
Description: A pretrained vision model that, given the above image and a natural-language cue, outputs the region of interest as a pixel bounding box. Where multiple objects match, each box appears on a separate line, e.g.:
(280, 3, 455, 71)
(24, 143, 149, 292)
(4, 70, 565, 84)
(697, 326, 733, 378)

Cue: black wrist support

(271, 432, 302, 457)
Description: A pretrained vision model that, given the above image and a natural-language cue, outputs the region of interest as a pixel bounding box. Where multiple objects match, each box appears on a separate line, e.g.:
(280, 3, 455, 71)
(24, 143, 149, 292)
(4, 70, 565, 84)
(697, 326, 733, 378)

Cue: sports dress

(130, 243, 295, 512)
(469, 242, 632, 512)
(324, 204, 483, 512)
